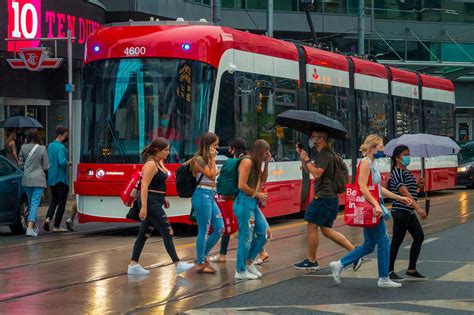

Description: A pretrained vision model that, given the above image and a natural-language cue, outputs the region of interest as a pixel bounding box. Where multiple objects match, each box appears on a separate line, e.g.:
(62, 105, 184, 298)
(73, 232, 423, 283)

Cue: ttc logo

(312, 68, 320, 80)
(7, 47, 63, 71)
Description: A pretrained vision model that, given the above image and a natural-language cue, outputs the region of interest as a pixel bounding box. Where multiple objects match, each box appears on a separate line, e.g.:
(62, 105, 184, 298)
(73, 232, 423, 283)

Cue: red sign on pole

(7, 47, 63, 71)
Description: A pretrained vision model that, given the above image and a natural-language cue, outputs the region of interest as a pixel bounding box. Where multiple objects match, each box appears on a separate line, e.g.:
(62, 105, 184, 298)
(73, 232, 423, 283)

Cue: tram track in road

(0, 219, 307, 303)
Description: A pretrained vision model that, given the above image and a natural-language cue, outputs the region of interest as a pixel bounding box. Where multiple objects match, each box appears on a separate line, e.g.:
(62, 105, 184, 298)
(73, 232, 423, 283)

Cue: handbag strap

(24, 144, 39, 170)
(354, 158, 373, 186)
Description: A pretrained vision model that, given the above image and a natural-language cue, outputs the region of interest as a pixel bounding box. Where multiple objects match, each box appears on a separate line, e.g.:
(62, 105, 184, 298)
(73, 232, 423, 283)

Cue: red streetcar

(75, 21, 456, 224)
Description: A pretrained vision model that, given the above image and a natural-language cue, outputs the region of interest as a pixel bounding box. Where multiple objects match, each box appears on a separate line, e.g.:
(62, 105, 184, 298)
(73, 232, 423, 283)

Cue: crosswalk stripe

(405, 299, 474, 312)
(404, 237, 438, 249)
(437, 263, 474, 282)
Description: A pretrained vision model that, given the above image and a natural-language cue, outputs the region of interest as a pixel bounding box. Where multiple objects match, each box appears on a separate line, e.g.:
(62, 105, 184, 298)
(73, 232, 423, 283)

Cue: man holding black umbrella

(294, 130, 362, 271)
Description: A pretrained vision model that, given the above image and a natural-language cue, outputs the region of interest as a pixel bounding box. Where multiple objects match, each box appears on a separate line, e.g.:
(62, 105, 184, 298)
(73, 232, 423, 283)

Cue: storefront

(0, 0, 105, 147)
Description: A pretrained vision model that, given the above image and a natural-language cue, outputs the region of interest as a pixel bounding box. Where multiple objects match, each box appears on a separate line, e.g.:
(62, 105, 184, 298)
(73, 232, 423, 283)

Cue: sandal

(196, 264, 217, 274)
(255, 254, 270, 265)
(209, 255, 226, 263)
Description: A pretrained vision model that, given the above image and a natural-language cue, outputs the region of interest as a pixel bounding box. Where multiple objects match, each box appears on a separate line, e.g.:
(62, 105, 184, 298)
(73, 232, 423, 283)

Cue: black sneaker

(405, 270, 426, 279)
(294, 259, 319, 270)
(389, 271, 404, 281)
(353, 258, 364, 271)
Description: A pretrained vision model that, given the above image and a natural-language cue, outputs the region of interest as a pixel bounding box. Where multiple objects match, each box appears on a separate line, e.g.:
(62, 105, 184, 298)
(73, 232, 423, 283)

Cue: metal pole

(213, 0, 221, 25)
(267, 0, 273, 37)
(358, 0, 365, 55)
(67, 30, 73, 193)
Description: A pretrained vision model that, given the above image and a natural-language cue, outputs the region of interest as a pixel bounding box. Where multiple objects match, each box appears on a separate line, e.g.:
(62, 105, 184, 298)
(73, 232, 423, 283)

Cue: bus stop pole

(67, 30, 73, 195)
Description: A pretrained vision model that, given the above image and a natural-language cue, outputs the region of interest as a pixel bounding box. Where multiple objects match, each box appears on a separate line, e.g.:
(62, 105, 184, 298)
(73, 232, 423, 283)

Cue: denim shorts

(304, 197, 339, 228)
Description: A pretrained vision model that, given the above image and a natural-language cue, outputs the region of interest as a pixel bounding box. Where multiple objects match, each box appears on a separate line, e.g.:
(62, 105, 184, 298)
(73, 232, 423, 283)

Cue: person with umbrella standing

(294, 130, 362, 271)
(18, 130, 49, 237)
(387, 145, 427, 281)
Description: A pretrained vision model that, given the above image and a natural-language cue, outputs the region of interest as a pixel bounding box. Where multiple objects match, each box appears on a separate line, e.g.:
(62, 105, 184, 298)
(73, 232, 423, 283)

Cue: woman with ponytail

(329, 135, 412, 288)
(127, 137, 194, 275)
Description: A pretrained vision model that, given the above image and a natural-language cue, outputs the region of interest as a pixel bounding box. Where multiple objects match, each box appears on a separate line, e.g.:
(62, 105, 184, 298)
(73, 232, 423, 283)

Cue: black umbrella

(276, 110, 347, 139)
(0, 116, 43, 128)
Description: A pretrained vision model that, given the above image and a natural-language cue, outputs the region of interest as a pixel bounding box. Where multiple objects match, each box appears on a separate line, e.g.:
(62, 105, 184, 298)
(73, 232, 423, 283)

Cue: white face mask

(308, 138, 315, 149)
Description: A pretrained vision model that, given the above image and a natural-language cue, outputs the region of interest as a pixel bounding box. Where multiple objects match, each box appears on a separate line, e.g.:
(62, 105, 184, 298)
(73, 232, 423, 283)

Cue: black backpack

(328, 149, 349, 194)
(175, 162, 203, 198)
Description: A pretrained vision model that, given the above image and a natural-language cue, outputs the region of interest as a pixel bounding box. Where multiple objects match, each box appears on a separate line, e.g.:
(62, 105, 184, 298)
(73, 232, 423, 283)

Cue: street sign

(7, 47, 63, 71)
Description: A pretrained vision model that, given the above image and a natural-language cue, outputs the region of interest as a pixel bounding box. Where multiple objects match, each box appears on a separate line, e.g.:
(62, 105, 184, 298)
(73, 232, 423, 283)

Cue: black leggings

(389, 211, 424, 272)
(131, 194, 179, 263)
(46, 182, 69, 228)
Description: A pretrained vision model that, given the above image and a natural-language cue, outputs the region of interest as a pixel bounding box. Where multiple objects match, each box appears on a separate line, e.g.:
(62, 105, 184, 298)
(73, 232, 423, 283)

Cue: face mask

(161, 119, 169, 127)
(308, 138, 315, 149)
(374, 150, 384, 159)
(400, 156, 411, 166)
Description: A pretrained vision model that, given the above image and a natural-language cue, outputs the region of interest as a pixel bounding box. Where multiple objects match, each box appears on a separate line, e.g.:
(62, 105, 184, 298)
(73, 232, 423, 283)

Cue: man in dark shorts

(294, 130, 362, 271)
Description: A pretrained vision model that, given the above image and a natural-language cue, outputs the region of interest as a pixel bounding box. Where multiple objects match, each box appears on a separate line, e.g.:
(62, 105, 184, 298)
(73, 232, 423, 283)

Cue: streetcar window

(355, 90, 390, 150)
(308, 83, 351, 158)
(215, 72, 236, 147)
(81, 59, 216, 164)
(393, 96, 421, 136)
(230, 71, 299, 161)
(424, 101, 455, 138)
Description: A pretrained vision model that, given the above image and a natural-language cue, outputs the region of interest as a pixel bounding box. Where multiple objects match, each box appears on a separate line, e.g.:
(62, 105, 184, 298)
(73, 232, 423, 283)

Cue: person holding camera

(294, 130, 362, 271)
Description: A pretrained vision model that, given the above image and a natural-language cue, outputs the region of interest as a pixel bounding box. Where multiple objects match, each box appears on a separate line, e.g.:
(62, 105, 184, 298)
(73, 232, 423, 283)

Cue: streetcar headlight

(96, 169, 105, 178)
(457, 167, 468, 173)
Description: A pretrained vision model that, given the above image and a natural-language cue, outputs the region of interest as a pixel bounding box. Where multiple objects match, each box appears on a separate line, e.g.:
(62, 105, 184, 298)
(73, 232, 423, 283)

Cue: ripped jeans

(131, 193, 179, 263)
(234, 191, 268, 273)
(192, 188, 224, 264)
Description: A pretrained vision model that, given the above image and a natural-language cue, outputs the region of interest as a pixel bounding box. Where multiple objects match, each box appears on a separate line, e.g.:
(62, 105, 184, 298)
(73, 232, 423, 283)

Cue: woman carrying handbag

(329, 135, 412, 288)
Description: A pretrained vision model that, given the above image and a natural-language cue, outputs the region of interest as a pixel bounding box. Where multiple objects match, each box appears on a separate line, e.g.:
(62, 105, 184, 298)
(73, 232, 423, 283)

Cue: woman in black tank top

(127, 137, 195, 276)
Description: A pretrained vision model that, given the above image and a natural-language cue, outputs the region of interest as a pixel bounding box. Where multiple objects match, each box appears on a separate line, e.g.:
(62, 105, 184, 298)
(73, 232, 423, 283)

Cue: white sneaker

(26, 228, 38, 237)
(127, 264, 150, 275)
(176, 261, 195, 274)
(329, 261, 343, 285)
(234, 270, 259, 280)
(247, 264, 262, 278)
(378, 277, 402, 288)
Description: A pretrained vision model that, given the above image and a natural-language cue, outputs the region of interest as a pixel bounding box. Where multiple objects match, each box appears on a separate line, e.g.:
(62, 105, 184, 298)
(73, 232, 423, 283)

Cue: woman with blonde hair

(191, 132, 224, 274)
(234, 139, 271, 280)
(329, 134, 412, 288)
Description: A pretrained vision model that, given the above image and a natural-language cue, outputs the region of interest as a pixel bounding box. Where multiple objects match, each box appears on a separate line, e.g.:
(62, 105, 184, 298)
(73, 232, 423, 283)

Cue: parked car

(457, 141, 474, 188)
(0, 155, 28, 234)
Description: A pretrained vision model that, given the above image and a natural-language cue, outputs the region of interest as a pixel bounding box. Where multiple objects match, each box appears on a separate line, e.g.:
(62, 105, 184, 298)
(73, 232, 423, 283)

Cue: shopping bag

(344, 162, 381, 228)
(216, 196, 238, 236)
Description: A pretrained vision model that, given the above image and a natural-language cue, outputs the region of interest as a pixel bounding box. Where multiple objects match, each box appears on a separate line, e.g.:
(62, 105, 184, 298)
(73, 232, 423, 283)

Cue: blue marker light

(182, 43, 190, 51)
(93, 45, 100, 52)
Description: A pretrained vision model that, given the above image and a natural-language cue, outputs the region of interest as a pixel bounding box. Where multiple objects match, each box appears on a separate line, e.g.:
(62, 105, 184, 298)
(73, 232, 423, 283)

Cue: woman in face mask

(329, 135, 412, 288)
(387, 145, 427, 281)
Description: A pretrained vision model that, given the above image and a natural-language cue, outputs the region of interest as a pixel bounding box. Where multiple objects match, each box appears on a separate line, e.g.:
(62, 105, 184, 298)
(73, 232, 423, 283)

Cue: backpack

(121, 171, 142, 207)
(175, 161, 203, 198)
(216, 157, 243, 199)
(328, 149, 349, 194)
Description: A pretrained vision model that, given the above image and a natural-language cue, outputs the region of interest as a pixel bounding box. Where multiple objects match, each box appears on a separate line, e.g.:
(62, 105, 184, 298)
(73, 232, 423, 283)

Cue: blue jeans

(233, 191, 268, 273)
(24, 187, 44, 224)
(340, 220, 390, 278)
(192, 188, 224, 264)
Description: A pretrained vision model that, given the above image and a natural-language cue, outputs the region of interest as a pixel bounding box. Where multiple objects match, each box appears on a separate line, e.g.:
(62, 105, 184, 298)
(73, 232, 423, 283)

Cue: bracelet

(304, 159, 312, 164)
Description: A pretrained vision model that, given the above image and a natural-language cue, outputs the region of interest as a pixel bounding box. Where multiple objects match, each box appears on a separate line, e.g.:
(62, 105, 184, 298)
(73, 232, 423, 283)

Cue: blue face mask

(400, 156, 411, 166)
(374, 150, 385, 159)
(161, 119, 169, 127)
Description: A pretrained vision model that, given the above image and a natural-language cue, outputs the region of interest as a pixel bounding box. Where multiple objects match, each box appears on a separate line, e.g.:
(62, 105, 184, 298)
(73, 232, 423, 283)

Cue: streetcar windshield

(81, 58, 216, 163)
